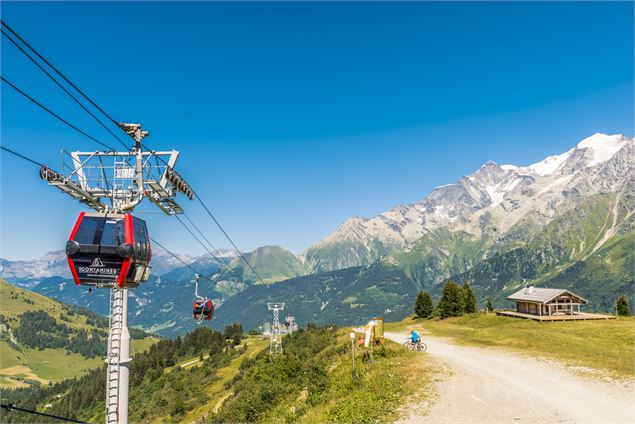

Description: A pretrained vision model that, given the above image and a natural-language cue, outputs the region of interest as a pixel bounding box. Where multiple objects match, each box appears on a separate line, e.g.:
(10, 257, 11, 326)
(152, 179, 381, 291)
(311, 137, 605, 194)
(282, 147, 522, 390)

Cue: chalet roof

(507, 287, 588, 304)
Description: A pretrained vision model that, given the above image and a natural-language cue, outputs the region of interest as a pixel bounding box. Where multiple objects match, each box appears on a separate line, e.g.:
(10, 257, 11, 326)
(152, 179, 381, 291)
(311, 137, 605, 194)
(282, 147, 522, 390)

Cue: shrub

(616, 295, 631, 316)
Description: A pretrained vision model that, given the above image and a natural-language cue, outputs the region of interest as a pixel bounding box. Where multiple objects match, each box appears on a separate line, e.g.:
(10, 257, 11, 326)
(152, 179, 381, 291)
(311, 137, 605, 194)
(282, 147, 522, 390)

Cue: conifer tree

(486, 296, 495, 312)
(463, 282, 478, 314)
(414, 290, 434, 318)
(437, 281, 465, 319)
(616, 295, 631, 316)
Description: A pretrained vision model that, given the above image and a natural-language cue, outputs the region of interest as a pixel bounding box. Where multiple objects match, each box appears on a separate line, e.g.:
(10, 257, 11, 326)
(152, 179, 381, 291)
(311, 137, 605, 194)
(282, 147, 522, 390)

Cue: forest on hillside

(1, 324, 244, 423)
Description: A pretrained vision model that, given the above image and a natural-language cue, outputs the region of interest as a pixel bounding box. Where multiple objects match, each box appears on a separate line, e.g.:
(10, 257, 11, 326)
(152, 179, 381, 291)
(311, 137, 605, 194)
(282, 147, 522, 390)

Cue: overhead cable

(149, 236, 216, 283)
(174, 213, 227, 272)
(145, 146, 261, 283)
(183, 212, 232, 269)
(1, 145, 47, 168)
(1, 29, 129, 149)
(0, 403, 86, 423)
(1, 76, 115, 151)
(193, 192, 268, 285)
(1, 20, 123, 129)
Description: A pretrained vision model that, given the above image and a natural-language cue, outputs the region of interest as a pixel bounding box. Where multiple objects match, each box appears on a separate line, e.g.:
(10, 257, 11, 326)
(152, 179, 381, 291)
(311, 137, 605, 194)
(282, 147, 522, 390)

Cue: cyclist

(410, 330, 421, 346)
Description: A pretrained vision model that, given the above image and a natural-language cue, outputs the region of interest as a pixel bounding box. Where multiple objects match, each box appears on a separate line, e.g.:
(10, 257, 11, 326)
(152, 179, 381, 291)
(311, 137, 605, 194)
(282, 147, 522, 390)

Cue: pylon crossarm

(41, 144, 184, 214)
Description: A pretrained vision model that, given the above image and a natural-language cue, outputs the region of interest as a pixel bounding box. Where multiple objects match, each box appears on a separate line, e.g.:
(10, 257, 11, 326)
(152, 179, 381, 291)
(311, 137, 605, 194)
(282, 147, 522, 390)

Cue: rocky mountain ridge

(304, 133, 633, 273)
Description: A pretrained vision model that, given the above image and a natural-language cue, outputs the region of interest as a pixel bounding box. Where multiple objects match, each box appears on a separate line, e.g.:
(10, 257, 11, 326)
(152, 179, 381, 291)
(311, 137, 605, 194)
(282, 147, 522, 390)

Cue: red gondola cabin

(66, 212, 152, 288)
(193, 299, 214, 321)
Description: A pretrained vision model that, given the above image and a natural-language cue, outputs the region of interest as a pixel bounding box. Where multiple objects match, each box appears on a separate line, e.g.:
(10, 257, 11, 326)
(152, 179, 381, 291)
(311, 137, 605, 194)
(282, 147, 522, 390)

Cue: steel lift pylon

(267, 303, 285, 355)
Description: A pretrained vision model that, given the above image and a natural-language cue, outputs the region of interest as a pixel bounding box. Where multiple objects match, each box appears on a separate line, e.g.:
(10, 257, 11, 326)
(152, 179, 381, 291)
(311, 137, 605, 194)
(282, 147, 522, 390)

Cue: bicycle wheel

(418, 342, 427, 352)
(403, 341, 412, 350)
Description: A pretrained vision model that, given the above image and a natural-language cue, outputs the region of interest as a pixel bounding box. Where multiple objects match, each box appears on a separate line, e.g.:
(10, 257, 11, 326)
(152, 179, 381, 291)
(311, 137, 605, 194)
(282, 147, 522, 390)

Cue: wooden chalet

(507, 286, 588, 317)
(496, 286, 614, 321)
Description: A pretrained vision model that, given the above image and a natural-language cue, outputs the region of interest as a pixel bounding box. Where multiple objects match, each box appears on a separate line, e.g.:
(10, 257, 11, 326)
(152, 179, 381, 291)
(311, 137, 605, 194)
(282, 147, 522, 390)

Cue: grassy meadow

(0, 279, 159, 387)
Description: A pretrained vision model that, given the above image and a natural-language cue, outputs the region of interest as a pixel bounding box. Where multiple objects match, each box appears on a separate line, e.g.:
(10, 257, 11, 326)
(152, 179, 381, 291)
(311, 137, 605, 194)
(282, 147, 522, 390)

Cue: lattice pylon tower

(267, 303, 285, 355)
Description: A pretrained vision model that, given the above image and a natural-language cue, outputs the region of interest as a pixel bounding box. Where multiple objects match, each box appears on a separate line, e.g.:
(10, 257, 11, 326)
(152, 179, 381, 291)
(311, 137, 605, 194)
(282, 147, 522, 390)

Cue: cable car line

(174, 213, 228, 273)
(0, 20, 124, 132)
(2, 22, 262, 285)
(0, 19, 265, 284)
(183, 212, 232, 269)
(1, 145, 48, 168)
(0, 76, 116, 151)
(0, 403, 86, 423)
(1, 29, 129, 150)
(143, 144, 264, 284)
(149, 236, 216, 283)
(193, 192, 268, 285)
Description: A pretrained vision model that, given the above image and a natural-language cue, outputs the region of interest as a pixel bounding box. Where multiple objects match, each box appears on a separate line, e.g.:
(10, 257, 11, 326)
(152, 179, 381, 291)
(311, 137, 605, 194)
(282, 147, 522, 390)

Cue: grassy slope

(389, 313, 635, 378)
(296, 334, 439, 424)
(178, 335, 270, 423)
(212, 328, 439, 424)
(0, 279, 158, 387)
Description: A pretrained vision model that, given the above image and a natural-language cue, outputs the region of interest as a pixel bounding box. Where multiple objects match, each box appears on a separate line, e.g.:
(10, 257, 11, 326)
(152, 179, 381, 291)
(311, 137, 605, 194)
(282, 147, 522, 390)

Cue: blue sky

(1, 1, 633, 260)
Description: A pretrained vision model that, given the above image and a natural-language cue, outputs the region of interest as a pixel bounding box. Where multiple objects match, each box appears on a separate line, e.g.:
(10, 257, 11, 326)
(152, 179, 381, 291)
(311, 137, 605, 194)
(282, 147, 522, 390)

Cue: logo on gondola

(91, 257, 105, 267)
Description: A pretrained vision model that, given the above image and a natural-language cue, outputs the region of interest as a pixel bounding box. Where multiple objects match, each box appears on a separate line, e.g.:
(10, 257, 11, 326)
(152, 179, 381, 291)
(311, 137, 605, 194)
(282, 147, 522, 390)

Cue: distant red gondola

(193, 299, 214, 321)
(192, 273, 214, 322)
(66, 212, 152, 288)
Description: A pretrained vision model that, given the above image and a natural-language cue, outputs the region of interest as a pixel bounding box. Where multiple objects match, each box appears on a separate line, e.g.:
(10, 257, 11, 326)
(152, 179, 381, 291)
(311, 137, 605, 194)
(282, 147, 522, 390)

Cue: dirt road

(385, 331, 635, 423)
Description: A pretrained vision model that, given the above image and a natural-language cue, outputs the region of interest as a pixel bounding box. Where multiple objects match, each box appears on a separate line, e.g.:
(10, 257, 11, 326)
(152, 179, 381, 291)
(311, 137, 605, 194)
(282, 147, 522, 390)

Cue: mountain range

(2, 133, 633, 335)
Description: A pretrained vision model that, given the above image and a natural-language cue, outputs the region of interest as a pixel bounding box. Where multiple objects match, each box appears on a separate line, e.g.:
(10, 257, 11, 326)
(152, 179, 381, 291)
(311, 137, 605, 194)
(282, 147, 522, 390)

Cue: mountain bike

(403, 339, 427, 352)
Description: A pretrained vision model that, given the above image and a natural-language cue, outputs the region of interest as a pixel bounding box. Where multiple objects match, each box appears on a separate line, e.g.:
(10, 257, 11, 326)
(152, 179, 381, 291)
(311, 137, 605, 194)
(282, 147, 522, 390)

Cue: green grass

(22, 348, 103, 381)
(0, 340, 25, 370)
(1, 339, 159, 387)
(401, 313, 635, 378)
(0, 279, 159, 387)
(131, 337, 160, 355)
(1, 279, 94, 331)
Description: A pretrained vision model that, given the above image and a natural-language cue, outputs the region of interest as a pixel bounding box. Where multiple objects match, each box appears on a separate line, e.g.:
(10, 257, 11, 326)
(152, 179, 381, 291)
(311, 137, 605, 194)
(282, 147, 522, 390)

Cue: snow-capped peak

(527, 149, 572, 177)
(576, 133, 627, 166)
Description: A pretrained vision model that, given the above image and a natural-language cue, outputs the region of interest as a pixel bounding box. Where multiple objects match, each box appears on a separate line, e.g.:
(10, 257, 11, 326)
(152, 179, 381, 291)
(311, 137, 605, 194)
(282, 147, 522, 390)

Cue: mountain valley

(2, 133, 633, 334)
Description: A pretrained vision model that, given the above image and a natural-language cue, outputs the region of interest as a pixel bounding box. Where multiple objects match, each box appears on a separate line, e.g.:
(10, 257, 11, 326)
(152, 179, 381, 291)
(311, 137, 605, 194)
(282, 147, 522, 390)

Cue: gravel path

(385, 331, 635, 423)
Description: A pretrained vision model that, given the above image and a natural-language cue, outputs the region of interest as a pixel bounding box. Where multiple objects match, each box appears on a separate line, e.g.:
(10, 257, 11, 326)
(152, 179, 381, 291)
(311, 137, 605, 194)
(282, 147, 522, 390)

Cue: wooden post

(350, 333, 355, 378)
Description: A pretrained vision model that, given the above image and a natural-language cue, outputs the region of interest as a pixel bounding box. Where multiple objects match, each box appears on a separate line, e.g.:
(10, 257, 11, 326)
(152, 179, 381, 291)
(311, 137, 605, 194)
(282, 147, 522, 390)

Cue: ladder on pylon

(106, 288, 125, 423)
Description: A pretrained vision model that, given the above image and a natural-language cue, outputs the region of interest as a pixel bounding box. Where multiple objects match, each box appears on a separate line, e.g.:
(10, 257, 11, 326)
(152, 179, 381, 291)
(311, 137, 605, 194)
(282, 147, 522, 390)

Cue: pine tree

(437, 281, 465, 319)
(463, 282, 478, 314)
(616, 295, 631, 316)
(414, 290, 433, 318)
(486, 296, 494, 312)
